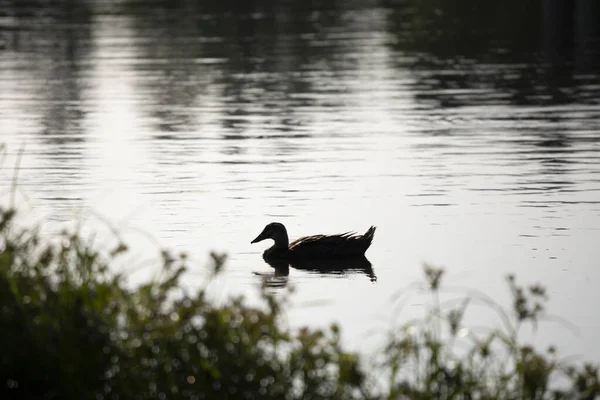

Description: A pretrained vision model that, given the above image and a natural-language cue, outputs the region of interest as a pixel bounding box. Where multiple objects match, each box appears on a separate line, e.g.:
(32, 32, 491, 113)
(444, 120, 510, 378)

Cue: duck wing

(289, 227, 375, 258)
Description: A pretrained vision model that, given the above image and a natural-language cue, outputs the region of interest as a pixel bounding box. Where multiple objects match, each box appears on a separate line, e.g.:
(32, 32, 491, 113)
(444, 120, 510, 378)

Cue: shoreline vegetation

(1, 205, 599, 399)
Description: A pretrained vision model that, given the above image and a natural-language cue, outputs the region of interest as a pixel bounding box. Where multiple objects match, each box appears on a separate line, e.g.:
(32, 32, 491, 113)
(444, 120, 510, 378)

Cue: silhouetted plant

(0, 206, 370, 399)
(382, 264, 600, 400)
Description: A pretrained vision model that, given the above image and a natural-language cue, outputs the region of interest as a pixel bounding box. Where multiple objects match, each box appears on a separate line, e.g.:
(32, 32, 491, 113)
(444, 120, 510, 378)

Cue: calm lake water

(1, 0, 600, 359)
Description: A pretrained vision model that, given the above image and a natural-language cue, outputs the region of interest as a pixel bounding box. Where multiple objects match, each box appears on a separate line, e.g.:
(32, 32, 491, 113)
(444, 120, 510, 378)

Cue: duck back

(287, 226, 376, 259)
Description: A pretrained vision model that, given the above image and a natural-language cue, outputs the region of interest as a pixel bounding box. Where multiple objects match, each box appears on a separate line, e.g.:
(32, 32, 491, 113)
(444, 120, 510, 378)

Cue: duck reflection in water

(251, 223, 377, 287)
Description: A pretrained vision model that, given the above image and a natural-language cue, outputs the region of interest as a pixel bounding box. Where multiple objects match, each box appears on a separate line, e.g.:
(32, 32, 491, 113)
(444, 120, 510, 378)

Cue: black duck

(251, 222, 376, 261)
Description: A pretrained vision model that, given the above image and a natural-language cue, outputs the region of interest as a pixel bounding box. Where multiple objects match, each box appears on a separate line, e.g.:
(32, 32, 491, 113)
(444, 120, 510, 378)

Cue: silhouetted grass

(1, 205, 599, 399)
(0, 206, 369, 399)
(381, 264, 600, 400)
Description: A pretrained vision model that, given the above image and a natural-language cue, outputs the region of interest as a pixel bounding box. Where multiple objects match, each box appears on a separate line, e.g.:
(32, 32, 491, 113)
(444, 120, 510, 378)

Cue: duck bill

(251, 230, 267, 244)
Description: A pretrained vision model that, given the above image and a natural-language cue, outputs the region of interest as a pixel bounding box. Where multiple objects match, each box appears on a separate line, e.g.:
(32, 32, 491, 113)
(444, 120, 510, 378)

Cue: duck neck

(271, 231, 289, 250)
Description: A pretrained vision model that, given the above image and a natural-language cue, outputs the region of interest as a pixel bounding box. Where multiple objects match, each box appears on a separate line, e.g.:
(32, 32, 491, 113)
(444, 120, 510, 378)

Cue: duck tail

(362, 226, 376, 249)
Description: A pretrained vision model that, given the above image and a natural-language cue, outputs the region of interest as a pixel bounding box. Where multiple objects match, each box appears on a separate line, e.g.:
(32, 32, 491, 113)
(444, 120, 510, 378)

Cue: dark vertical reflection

(125, 0, 358, 166)
(215, 5, 320, 137)
(1, 1, 93, 211)
(39, 5, 92, 150)
(574, 0, 600, 72)
(5, 1, 92, 149)
(130, 4, 206, 137)
(383, 0, 599, 195)
(386, 0, 599, 107)
(541, 0, 574, 66)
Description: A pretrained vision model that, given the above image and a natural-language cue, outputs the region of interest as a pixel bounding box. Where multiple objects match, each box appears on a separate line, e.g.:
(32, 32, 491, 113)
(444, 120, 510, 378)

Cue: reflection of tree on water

(542, 0, 600, 73)
(129, 4, 206, 136)
(3, 1, 92, 178)
(6, 1, 92, 151)
(386, 0, 600, 108)
(255, 256, 377, 289)
(125, 0, 360, 166)
(382, 0, 599, 206)
(214, 1, 350, 139)
(1, 1, 93, 216)
(39, 21, 90, 148)
(386, 0, 539, 59)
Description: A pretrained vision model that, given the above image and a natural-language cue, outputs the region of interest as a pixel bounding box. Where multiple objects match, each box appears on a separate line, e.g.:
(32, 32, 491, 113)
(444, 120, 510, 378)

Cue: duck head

(251, 222, 289, 248)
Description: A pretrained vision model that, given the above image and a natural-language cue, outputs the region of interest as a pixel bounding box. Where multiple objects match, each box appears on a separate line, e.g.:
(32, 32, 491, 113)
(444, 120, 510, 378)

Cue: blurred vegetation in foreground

(1, 206, 599, 399)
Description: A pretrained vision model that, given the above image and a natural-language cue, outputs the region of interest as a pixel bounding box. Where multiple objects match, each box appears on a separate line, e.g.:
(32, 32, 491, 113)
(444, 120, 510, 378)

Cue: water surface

(1, 0, 600, 358)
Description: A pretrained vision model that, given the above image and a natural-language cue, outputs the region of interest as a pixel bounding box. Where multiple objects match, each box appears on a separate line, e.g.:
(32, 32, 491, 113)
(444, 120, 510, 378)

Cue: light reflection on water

(1, 1, 600, 357)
